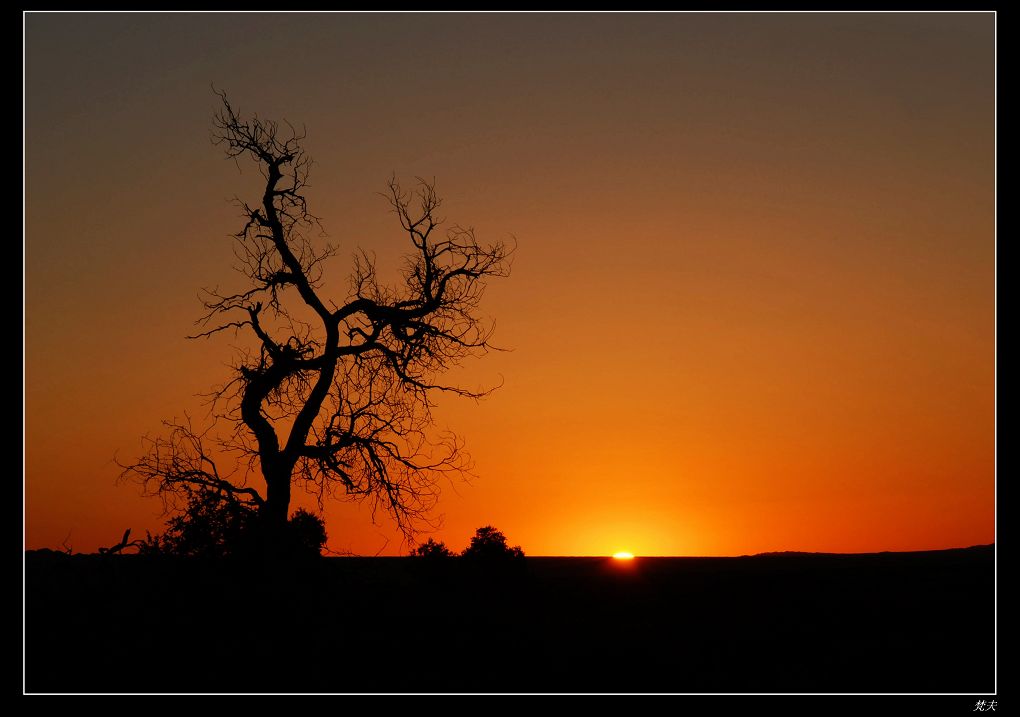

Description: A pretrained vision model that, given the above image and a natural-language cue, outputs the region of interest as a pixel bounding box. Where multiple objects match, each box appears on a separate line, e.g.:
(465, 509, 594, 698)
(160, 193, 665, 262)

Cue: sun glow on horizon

(612, 551, 635, 560)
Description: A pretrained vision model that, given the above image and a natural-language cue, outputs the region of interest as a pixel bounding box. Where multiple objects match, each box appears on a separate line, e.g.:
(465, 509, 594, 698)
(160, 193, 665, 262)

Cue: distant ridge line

(744, 544, 994, 558)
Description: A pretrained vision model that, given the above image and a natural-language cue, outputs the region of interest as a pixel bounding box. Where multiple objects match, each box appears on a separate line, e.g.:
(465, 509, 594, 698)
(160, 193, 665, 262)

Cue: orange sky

(25, 13, 995, 556)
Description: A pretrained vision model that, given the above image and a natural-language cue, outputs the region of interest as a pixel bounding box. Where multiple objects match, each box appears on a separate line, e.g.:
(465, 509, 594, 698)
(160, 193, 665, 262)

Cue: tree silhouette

(121, 91, 512, 554)
(411, 537, 455, 558)
(462, 525, 525, 560)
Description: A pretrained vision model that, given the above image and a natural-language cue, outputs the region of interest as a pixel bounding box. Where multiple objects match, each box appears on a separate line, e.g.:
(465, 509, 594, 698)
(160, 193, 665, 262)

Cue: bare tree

(122, 91, 512, 549)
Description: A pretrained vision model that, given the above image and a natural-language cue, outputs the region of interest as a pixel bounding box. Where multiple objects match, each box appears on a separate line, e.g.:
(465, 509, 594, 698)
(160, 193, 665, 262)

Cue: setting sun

(612, 552, 635, 560)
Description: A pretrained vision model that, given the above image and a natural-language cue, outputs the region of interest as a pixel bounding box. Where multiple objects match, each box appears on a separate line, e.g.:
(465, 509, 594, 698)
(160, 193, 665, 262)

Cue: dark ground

(25, 545, 994, 693)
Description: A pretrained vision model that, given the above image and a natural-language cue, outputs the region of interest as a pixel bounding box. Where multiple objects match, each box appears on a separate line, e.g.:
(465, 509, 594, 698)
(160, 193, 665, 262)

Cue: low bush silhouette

(462, 525, 525, 560)
(411, 537, 455, 558)
(144, 489, 327, 559)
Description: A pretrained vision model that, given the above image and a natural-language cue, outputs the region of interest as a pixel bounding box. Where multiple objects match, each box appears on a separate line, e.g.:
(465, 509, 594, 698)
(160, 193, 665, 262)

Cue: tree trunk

(261, 465, 292, 556)
(264, 471, 291, 523)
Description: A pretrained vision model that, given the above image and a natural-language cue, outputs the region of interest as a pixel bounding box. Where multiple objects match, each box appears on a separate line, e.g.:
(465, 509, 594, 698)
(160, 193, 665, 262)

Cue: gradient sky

(25, 12, 995, 556)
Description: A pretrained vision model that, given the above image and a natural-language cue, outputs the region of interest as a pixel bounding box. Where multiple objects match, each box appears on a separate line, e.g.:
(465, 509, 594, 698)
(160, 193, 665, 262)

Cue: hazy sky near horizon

(26, 12, 994, 556)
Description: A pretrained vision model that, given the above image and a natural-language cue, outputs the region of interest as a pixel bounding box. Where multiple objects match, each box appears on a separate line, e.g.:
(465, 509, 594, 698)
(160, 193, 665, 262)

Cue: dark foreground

(25, 546, 994, 693)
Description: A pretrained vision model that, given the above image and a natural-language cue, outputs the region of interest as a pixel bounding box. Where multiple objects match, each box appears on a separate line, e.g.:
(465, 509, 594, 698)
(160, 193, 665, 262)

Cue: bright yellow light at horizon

(612, 552, 635, 560)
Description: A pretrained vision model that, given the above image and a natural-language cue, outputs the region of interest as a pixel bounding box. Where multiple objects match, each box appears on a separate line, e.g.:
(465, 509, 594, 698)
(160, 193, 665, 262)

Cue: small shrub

(462, 525, 525, 560)
(412, 537, 455, 558)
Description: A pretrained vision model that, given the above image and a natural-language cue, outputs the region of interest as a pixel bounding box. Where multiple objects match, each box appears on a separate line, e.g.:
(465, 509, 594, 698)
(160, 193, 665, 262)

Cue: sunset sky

(25, 12, 995, 556)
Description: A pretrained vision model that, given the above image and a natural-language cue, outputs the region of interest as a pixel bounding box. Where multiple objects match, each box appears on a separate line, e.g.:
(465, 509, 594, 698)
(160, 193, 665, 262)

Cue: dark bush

(462, 525, 525, 560)
(411, 537, 455, 558)
(146, 489, 327, 559)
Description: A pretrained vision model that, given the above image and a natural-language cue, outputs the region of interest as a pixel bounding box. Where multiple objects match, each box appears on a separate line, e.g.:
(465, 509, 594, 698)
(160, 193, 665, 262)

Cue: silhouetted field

(25, 546, 994, 693)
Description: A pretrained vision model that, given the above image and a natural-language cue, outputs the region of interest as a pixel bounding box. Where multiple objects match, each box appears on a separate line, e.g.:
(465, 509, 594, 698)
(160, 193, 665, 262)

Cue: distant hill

(745, 544, 994, 558)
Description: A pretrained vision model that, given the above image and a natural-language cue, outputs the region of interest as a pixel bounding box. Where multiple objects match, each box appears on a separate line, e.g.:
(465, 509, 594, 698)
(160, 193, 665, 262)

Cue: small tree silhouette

(285, 508, 329, 559)
(462, 525, 524, 560)
(411, 537, 454, 558)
